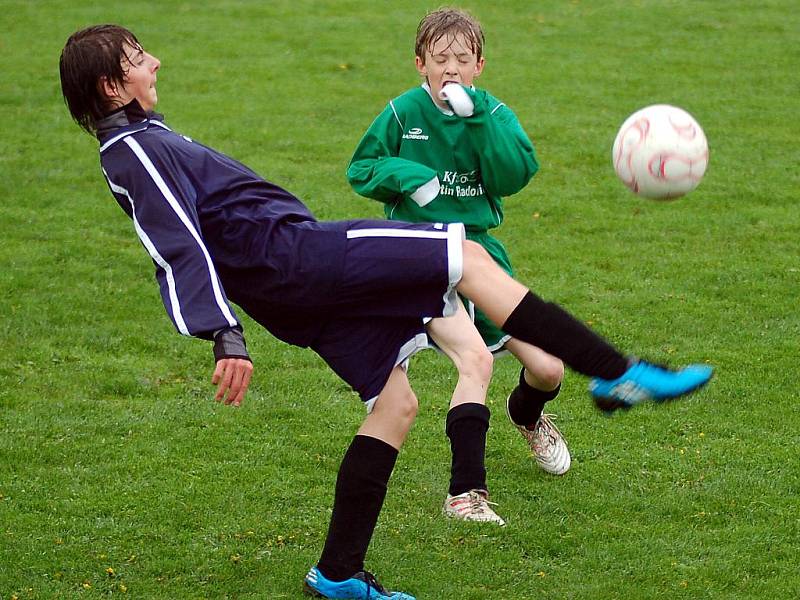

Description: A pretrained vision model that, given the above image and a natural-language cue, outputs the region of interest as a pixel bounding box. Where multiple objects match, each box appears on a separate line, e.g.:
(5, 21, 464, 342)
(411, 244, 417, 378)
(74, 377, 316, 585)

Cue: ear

(415, 55, 427, 78)
(100, 76, 119, 99)
(473, 57, 485, 78)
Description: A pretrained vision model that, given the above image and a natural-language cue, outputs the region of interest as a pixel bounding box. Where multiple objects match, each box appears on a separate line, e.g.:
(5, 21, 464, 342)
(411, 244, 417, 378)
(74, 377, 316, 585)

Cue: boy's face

(103, 43, 160, 112)
(416, 32, 484, 109)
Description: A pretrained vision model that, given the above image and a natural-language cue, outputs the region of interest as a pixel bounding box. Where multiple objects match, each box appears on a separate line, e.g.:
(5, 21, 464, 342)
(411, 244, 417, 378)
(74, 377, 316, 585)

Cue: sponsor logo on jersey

(442, 170, 478, 185)
(402, 127, 429, 141)
(439, 170, 485, 198)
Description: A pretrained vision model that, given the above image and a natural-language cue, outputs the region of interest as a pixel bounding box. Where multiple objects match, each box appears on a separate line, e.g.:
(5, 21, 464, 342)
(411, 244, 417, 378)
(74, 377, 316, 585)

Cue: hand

(211, 358, 253, 407)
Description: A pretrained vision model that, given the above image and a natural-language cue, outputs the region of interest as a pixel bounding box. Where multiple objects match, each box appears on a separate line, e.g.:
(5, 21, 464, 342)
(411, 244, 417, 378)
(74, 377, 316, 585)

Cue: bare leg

(316, 366, 418, 581)
(426, 301, 493, 410)
(504, 338, 571, 476)
(505, 338, 564, 392)
(457, 238, 714, 412)
(457, 239, 629, 380)
(427, 302, 496, 504)
(357, 365, 418, 449)
(456, 240, 528, 326)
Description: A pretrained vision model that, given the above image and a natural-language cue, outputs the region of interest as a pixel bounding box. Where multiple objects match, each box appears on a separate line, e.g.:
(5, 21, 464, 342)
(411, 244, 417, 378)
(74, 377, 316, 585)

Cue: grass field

(1, 1, 799, 598)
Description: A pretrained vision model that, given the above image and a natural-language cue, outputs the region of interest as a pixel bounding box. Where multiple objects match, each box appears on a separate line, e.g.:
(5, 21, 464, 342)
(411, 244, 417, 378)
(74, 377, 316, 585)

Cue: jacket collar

(95, 99, 165, 143)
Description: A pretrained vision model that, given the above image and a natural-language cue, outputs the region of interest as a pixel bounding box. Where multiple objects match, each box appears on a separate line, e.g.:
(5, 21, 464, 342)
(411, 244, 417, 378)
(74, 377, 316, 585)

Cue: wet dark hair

(59, 24, 141, 134)
(415, 7, 485, 62)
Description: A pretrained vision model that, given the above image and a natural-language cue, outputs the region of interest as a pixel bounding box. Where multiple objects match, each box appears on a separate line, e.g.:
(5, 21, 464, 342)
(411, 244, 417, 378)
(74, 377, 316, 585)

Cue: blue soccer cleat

(589, 360, 713, 414)
(304, 566, 416, 600)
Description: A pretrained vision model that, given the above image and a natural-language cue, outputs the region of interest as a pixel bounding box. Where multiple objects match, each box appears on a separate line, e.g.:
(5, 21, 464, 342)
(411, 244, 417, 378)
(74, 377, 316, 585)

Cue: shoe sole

(303, 582, 324, 597)
(442, 509, 506, 526)
(443, 515, 506, 526)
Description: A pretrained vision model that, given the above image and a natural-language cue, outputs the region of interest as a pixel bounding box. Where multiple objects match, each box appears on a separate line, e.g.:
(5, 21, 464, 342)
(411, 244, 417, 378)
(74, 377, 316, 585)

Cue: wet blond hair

(415, 7, 485, 62)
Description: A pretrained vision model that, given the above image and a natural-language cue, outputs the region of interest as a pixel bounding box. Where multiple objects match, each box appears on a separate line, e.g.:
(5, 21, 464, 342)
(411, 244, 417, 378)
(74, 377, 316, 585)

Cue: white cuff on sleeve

(410, 176, 440, 207)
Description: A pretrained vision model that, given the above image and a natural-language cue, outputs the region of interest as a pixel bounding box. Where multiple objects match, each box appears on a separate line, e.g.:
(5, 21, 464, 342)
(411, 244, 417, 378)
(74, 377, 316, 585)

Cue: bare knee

(403, 388, 420, 421)
(360, 368, 420, 448)
(525, 357, 564, 391)
(542, 359, 565, 389)
(388, 386, 419, 426)
(459, 345, 494, 387)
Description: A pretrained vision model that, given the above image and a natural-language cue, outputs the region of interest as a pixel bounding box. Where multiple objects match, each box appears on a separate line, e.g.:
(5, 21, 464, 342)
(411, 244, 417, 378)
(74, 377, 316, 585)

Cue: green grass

(1, 0, 799, 598)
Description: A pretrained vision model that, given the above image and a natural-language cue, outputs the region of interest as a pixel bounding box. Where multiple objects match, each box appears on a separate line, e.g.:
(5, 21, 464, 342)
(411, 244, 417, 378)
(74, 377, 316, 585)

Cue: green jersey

(347, 84, 538, 232)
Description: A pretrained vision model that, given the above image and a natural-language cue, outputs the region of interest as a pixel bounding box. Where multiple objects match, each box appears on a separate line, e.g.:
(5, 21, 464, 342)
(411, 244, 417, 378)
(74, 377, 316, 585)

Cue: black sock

(446, 403, 490, 496)
(507, 368, 561, 428)
(316, 435, 398, 582)
(502, 292, 629, 380)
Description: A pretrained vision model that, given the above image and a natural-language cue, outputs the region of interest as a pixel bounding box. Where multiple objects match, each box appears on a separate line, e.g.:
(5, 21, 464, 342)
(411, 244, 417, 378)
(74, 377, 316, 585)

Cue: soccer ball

(612, 104, 708, 199)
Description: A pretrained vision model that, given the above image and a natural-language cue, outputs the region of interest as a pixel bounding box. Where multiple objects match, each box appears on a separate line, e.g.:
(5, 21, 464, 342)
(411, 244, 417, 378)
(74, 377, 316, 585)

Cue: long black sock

(507, 368, 561, 428)
(502, 292, 629, 380)
(446, 403, 490, 496)
(316, 435, 398, 582)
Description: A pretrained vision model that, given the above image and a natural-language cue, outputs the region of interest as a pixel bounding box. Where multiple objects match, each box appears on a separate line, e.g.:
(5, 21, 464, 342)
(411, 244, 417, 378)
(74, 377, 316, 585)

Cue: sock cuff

(343, 435, 398, 479)
(446, 402, 490, 435)
(501, 291, 541, 333)
(351, 434, 399, 460)
(501, 291, 629, 380)
(518, 368, 561, 402)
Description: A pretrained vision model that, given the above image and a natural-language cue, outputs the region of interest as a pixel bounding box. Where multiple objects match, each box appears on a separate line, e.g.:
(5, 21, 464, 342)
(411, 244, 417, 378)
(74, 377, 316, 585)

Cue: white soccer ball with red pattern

(612, 104, 708, 199)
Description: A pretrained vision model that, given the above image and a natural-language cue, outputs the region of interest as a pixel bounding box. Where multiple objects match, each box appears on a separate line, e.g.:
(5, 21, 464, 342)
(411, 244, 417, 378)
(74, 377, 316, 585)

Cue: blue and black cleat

(304, 566, 416, 600)
(589, 360, 713, 414)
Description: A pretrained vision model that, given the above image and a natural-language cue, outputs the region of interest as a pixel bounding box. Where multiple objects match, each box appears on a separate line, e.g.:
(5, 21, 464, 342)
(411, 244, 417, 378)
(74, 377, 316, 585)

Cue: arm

(102, 138, 252, 404)
(461, 88, 539, 197)
(347, 103, 441, 207)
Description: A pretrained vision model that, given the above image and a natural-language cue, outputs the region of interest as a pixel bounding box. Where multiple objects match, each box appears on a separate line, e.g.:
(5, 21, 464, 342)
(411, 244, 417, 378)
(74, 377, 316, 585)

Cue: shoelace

(468, 490, 499, 514)
(535, 413, 564, 447)
(533, 413, 561, 446)
(360, 570, 388, 598)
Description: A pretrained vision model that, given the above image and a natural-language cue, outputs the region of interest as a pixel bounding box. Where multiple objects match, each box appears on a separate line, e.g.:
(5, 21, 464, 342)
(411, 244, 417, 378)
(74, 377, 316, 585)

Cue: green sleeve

(347, 104, 438, 204)
(463, 89, 539, 197)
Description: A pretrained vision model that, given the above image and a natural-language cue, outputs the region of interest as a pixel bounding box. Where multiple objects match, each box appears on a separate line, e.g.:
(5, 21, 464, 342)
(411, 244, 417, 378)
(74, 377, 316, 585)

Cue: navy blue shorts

(308, 220, 465, 404)
(228, 219, 465, 403)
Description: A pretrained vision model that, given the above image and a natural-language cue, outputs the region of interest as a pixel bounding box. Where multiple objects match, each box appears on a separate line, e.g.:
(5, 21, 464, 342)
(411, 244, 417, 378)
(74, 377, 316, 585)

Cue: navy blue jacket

(97, 101, 345, 346)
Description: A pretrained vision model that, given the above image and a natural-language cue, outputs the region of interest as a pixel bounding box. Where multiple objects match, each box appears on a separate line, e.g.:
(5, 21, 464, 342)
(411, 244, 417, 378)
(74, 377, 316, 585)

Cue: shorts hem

(442, 223, 465, 317)
(364, 331, 430, 413)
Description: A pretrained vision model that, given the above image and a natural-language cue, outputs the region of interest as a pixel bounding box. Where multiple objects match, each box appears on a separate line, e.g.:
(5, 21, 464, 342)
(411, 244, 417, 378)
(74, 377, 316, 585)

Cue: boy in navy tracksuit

(59, 25, 713, 600)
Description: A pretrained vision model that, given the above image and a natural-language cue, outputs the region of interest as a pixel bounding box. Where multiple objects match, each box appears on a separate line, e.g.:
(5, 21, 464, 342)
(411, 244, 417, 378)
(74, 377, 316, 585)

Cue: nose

(150, 54, 161, 72)
(445, 56, 459, 75)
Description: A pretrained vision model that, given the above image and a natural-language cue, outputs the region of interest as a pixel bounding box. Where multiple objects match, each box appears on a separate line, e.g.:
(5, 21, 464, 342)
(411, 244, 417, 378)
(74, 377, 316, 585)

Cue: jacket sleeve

(101, 136, 240, 339)
(347, 104, 439, 205)
(463, 89, 539, 197)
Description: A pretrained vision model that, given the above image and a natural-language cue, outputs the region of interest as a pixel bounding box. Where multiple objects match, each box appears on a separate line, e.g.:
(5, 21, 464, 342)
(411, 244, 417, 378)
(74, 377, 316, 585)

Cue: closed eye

(126, 45, 145, 66)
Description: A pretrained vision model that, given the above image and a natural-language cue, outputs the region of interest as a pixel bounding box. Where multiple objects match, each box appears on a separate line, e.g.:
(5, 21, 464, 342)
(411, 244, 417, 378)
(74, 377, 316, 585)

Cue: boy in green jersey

(348, 8, 570, 522)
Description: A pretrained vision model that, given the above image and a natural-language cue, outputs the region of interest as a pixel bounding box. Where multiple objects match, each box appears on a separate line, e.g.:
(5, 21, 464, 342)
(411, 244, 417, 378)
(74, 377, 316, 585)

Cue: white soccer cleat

(507, 401, 571, 475)
(443, 490, 506, 526)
